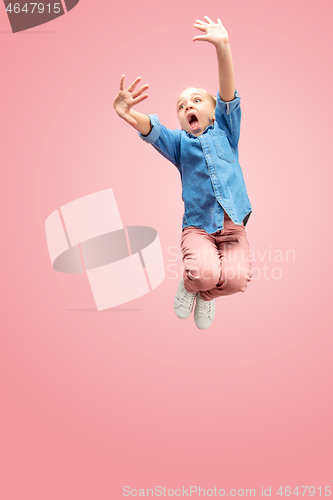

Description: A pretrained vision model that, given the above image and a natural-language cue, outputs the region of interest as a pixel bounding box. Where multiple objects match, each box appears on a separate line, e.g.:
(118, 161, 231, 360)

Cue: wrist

(215, 38, 230, 50)
(215, 40, 232, 60)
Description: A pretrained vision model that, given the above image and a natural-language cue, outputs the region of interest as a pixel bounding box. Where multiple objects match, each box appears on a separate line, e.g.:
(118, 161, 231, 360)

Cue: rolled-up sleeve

(215, 90, 241, 151)
(138, 114, 161, 143)
(138, 114, 181, 169)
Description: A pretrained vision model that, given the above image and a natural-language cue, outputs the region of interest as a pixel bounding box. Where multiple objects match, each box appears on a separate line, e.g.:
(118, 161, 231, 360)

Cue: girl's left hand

(193, 16, 229, 46)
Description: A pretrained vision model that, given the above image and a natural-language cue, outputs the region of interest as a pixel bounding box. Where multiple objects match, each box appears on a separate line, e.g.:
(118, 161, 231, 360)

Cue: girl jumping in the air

(113, 16, 253, 330)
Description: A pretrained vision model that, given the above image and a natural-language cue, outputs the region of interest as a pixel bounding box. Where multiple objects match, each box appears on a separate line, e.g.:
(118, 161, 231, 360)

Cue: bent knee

(186, 263, 220, 290)
(224, 267, 250, 294)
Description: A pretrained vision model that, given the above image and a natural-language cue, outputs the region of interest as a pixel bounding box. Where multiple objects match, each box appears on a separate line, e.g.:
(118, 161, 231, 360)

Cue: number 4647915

(6, 3, 61, 14)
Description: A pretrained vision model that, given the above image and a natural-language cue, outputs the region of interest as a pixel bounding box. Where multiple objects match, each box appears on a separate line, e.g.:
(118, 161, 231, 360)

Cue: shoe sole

(194, 321, 213, 330)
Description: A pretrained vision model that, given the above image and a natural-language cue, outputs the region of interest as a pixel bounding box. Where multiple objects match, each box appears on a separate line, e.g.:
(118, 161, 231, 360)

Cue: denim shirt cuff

(216, 89, 241, 114)
(138, 114, 160, 143)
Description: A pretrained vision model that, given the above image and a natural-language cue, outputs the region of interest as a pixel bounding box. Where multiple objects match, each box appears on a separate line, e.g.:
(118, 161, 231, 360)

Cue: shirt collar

(184, 123, 215, 139)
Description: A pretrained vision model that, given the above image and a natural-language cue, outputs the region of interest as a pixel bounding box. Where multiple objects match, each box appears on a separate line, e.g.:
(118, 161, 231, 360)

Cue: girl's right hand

(113, 75, 149, 126)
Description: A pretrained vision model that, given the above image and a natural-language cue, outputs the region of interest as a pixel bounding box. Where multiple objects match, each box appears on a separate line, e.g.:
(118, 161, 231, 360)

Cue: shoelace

(196, 298, 212, 317)
(177, 289, 197, 309)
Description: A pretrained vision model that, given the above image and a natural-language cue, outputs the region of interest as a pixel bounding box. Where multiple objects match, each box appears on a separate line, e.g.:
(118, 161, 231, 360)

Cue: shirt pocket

(211, 131, 235, 163)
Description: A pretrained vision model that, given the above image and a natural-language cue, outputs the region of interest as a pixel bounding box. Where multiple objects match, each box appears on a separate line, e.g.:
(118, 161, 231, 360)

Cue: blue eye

(194, 98, 200, 102)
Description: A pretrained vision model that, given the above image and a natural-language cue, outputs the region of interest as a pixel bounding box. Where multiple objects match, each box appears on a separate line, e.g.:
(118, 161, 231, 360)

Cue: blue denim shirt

(138, 90, 252, 234)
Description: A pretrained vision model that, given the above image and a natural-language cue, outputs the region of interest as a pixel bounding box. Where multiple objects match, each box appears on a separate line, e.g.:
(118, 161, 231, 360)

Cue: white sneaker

(174, 277, 197, 319)
(194, 295, 216, 330)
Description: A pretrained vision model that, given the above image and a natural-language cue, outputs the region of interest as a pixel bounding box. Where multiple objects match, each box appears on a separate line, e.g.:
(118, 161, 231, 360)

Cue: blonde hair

(177, 87, 216, 107)
(207, 93, 217, 106)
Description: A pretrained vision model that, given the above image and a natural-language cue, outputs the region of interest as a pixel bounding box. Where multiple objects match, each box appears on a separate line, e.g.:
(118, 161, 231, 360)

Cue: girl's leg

(181, 227, 221, 295)
(200, 216, 253, 301)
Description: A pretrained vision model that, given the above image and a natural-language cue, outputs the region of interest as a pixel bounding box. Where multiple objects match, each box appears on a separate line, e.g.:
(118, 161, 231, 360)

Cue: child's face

(177, 87, 215, 137)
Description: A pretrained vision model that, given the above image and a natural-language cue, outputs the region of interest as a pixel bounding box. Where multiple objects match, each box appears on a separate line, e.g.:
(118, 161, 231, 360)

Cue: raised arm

(193, 16, 235, 102)
(113, 75, 152, 136)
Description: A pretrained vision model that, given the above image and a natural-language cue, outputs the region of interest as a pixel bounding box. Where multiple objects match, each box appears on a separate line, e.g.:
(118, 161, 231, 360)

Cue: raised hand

(193, 16, 229, 46)
(113, 75, 149, 126)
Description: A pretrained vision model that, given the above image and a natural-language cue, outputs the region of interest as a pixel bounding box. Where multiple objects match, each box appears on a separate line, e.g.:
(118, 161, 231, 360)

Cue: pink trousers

(181, 212, 253, 301)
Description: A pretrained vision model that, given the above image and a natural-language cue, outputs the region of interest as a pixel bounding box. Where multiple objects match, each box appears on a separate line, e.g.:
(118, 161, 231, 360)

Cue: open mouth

(188, 113, 199, 131)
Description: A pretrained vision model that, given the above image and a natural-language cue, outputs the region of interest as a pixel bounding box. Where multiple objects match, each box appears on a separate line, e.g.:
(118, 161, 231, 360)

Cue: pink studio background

(1, 0, 332, 498)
